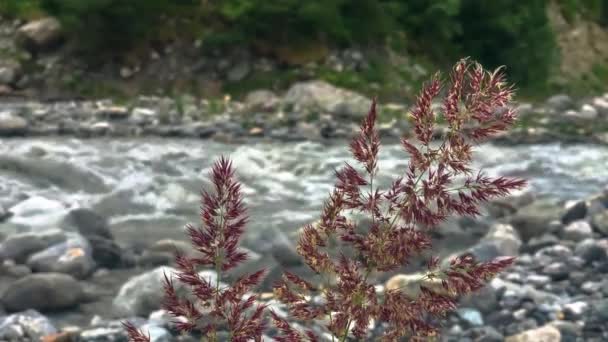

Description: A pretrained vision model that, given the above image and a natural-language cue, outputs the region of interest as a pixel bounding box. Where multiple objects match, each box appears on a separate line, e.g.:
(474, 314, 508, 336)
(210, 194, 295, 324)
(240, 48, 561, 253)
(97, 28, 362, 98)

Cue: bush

(216, 0, 396, 46)
(123, 59, 526, 341)
(390, 0, 557, 91)
(38, 0, 198, 52)
(457, 0, 558, 91)
(0, 0, 42, 19)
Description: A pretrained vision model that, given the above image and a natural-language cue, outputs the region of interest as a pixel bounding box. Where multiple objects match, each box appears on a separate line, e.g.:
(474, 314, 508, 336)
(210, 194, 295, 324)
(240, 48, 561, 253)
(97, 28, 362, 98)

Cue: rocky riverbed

(1, 81, 608, 146)
(0, 134, 607, 341)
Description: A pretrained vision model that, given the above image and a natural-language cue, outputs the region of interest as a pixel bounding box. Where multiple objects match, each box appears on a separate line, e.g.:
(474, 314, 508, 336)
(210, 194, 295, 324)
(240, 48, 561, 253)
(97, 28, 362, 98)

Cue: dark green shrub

(39, 0, 198, 53)
(390, 0, 462, 58)
(456, 0, 558, 90)
(0, 0, 42, 19)
(216, 0, 395, 46)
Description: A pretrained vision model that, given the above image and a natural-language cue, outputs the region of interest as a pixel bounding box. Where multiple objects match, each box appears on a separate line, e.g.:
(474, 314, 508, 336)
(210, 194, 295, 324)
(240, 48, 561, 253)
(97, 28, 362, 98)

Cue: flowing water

(1, 138, 608, 248)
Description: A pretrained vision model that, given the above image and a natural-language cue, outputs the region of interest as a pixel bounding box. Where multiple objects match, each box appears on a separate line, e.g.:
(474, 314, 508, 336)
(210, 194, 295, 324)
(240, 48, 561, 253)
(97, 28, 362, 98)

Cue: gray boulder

(1, 273, 85, 312)
(545, 94, 574, 111)
(113, 266, 223, 317)
(283, 80, 372, 120)
(26, 232, 96, 279)
(244, 90, 281, 113)
(0, 229, 67, 263)
(0, 110, 27, 136)
(0, 310, 57, 341)
(509, 199, 562, 241)
(15, 17, 63, 52)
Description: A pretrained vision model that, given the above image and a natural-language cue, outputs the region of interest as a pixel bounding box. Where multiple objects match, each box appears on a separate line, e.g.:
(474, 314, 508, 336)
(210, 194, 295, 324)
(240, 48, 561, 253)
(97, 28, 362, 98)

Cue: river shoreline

(2, 84, 608, 148)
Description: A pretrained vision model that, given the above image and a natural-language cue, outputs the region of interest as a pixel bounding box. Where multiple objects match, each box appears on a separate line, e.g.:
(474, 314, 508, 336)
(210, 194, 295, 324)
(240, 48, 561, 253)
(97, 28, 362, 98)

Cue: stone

(561, 200, 587, 224)
(574, 238, 608, 263)
(509, 199, 562, 241)
(542, 262, 569, 280)
(95, 106, 130, 120)
(244, 90, 280, 113)
(148, 239, 198, 259)
(15, 17, 63, 52)
(0, 110, 27, 136)
(226, 61, 251, 82)
(591, 210, 608, 235)
(0, 61, 21, 85)
(505, 324, 561, 342)
(385, 272, 450, 298)
(591, 97, 608, 117)
(0, 310, 57, 341)
(1, 157, 108, 195)
(593, 298, 608, 320)
(113, 266, 224, 317)
(1, 273, 84, 312)
(578, 104, 599, 120)
(26, 232, 96, 279)
(563, 301, 589, 320)
(466, 326, 504, 342)
(0, 229, 67, 263)
(480, 223, 522, 256)
(546, 94, 574, 111)
(283, 80, 372, 120)
(61, 208, 112, 239)
(561, 220, 594, 241)
(457, 308, 484, 327)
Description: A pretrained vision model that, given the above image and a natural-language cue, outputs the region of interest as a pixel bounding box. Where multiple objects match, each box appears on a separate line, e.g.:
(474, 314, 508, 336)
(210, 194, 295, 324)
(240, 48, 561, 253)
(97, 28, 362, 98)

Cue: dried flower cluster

(124, 157, 267, 342)
(124, 58, 526, 341)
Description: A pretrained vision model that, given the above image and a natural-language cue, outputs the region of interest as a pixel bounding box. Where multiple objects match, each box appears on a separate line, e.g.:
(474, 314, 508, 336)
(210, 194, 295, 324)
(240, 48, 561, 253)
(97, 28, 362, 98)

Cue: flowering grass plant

(124, 58, 526, 341)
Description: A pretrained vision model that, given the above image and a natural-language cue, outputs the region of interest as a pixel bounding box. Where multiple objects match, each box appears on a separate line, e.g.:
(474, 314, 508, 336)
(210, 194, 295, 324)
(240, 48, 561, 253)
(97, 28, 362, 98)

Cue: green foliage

(0, 0, 42, 19)
(216, 0, 395, 46)
(2, 0, 607, 96)
(557, 0, 605, 22)
(38, 0, 199, 52)
(456, 0, 558, 91)
(390, 0, 462, 58)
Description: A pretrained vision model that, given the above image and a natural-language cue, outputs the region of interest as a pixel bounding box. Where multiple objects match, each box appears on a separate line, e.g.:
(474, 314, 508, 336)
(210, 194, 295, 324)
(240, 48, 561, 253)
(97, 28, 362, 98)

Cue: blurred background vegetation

(1, 0, 608, 100)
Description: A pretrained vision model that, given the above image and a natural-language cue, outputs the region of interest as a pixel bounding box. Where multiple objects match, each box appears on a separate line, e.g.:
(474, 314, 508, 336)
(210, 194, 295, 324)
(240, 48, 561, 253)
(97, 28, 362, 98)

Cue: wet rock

(591, 97, 608, 117)
(546, 94, 574, 111)
(476, 223, 522, 259)
(0, 110, 27, 136)
(268, 230, 303, 268)
(591, 210, 608, 235)
(459, 285, 500, 314)
(1, 259, 32, 277)
(0, 61, 21, 85)
(561, 220, 594, 242)
(226, 61, 251, 82)
(0, 157, 108, 194)
(509, 199, 562, 241)
(457, 308, 484, 327)
(113, 266, 223, 317)
(505, 324, 561, 342)
(464, 326, 504, 342)
(61, 208, 113, 239)
(385, 272, 450, 298)
(26, 232, 96, 279)
(1, 273, 84, 312)
(15, 17, 63, 52)
(574, 238, 608, 264)
(79, 326, 126, 342)
(283, 80, 372, 120)
(0, 309, 57, 341)
(244, 90, 280, 113)
(95, 106, 130, 120)
(60, 209, 122, 268)
(561, 200, 587, 224)
(93, 190, 155, 217)
(0, 229, 67, 263)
